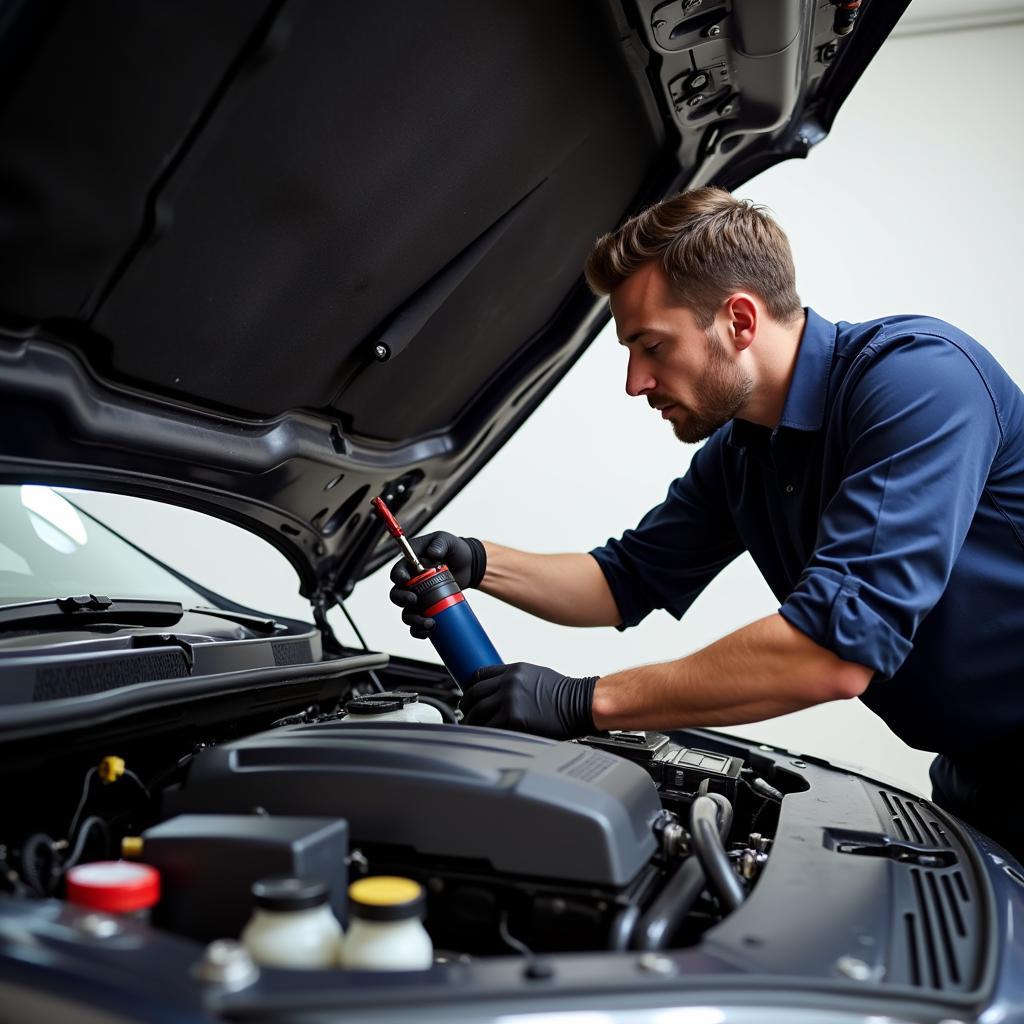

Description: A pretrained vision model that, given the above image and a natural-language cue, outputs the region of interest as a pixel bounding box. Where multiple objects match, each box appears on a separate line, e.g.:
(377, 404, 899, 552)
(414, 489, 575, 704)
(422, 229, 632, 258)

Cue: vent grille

(880, 790, 950, 847)
(904, 866, 969, 988)
(33, 649, 189, 700)
(557, 749, 616, 783)
(876, 790, 983, 993)
(272, 639, 310, 666)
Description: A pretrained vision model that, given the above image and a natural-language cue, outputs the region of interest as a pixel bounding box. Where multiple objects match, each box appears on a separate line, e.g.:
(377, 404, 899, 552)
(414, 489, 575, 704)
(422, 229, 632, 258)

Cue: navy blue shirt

(591, 308, 1024, 763)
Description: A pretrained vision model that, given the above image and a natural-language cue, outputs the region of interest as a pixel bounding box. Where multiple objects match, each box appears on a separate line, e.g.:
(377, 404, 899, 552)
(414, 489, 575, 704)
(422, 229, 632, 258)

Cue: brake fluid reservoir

(241, 877, 343, 969)
(340, 691, 443, 725)
(66, 860, 160, 920)
(340, 876, 433, 970)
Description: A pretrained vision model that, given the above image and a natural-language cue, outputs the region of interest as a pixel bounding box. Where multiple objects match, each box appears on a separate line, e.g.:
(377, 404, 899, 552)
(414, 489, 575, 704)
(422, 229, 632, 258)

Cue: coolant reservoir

(341, 691, 443, 725)
(240, 877, 343, 969)
(340, 876, 433, 970)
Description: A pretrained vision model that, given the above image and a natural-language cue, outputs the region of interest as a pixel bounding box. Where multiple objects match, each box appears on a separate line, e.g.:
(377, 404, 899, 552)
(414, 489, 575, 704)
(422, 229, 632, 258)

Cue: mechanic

(391, 187, 1024, 859)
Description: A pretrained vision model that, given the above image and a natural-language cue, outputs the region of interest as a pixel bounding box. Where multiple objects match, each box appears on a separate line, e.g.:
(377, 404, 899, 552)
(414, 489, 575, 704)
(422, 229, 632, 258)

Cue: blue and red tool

(371, 496, 501, 688)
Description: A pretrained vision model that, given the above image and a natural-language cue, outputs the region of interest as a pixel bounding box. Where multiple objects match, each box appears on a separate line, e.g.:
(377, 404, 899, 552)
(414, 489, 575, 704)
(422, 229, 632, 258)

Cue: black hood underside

(0, 0, 908, 601)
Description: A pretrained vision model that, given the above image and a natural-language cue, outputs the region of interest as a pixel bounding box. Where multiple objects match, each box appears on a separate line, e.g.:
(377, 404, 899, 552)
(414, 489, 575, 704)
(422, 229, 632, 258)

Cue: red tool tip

(371, 496, 404, 539)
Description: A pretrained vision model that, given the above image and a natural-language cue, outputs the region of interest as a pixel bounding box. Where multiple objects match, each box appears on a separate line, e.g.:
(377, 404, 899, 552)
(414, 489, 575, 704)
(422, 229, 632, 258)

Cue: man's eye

(644, 343, 662, 355)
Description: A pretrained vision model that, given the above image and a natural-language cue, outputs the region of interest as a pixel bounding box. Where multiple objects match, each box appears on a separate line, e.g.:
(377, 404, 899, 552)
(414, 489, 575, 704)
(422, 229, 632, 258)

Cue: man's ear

(723, 293, 758, 352)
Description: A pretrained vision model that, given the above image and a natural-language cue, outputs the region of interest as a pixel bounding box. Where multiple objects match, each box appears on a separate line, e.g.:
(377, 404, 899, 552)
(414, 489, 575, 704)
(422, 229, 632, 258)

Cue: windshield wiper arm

(0, 595, 184, 631)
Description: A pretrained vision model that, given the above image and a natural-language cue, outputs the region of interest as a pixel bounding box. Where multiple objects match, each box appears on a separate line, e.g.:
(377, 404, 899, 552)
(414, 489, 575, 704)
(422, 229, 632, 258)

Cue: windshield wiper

(0, 595, 184, 631)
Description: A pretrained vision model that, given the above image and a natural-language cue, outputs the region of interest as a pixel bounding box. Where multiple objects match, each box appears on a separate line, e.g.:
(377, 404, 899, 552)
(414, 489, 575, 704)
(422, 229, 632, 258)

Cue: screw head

(638, 953, 677, 976)
(721, 104, 733, 115)
(194, 940, 260, 990)
(75, 913, 121, 939)
(688, 95, 704, 108)
(791, 759, 807, 769)
(835, 955, 873, 981)
(708, 24, 721, 37)
(374, 343, 390, 361)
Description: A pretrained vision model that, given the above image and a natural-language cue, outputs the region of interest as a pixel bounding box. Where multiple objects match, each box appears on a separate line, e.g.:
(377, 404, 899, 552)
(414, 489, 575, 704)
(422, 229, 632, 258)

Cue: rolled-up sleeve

(590, 432, 744, 628)
(780, 334, 1004, 677)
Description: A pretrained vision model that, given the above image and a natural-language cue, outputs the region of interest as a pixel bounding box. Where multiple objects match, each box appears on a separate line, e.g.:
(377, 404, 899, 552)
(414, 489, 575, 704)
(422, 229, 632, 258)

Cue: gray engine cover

(172, 721, 662, 887)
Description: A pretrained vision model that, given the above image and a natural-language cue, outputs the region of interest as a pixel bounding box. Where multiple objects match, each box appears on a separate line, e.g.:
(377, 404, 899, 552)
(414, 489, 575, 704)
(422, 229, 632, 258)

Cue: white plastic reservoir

(340, 691, 443, 725)
(241, 877, 343, 969)
(340, 876, 433, 970)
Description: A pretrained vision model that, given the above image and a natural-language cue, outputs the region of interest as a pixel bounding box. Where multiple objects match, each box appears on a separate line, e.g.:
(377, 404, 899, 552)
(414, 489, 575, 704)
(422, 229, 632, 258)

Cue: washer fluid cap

(345, 695, 403, 715)
(385, 690, 419, 705)
(252, 876, 329, 912)
(66, 860, 160, 913)
(345, 691, 419, 715)
(348, 876, 426, 921)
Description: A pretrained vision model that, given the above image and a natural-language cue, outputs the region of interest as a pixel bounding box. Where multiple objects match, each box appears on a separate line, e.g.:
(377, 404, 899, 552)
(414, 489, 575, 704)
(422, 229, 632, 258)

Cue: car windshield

(0, 485, 206, 606)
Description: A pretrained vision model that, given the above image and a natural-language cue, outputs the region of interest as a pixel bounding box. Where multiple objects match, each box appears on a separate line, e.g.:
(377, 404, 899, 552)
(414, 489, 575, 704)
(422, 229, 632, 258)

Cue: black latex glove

(388, 531, 486, 639)
(461, 662, 598, 740)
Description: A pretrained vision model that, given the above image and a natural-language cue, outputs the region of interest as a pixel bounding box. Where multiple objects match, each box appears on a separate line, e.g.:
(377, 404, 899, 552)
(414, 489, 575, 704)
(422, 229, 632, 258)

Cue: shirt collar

(727, 307, 837, 449)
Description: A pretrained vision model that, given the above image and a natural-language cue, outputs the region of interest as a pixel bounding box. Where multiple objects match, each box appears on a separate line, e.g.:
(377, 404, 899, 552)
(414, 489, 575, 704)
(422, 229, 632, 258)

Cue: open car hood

(0, 0, 908, 603)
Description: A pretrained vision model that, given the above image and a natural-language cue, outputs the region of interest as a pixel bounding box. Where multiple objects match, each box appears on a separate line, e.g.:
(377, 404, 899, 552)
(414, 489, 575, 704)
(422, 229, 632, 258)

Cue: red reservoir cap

(66, 860, 161, 913)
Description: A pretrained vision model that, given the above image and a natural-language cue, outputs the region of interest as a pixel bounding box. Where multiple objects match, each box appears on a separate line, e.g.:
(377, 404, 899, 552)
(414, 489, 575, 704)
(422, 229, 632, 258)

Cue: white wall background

(73, 9, 1024, 798)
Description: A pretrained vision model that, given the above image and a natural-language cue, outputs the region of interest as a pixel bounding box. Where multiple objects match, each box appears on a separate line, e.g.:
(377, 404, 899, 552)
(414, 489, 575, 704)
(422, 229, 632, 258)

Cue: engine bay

(0, 662, 794, 965)
(157, 717, 782, 957)
(0, 651, 999, 1022)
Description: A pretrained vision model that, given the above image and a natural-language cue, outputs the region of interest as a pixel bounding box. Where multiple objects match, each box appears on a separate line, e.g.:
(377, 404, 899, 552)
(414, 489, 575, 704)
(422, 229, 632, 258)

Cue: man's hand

(462, 662, 598, 739)
(388, 532, 486, 638)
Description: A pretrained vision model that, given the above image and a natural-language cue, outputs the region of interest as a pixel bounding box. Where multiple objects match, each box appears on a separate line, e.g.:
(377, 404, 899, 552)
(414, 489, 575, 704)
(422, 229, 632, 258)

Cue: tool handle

(371, 497, 404, 539)
(429, 599, 501, 688)
(371, 496, 425, 572)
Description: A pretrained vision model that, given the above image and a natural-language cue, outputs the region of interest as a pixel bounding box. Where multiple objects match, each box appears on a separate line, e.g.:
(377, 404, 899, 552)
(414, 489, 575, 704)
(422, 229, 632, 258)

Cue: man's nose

(625, 354, 655, 397)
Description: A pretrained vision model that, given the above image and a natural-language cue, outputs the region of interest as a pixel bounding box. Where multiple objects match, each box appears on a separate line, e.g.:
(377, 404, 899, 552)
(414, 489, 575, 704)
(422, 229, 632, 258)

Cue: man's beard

(669, 327, 753, 444)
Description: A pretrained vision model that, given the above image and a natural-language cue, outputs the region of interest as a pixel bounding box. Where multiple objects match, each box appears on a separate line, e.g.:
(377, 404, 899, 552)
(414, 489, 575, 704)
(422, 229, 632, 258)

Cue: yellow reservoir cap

(121, 836, 144, 858)
(99, 756, 125, 784)
(348, 876, 422, 908)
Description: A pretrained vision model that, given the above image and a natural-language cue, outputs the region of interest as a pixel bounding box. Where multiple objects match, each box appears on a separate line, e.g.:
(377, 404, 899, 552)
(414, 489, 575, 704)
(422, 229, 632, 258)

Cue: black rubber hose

(21, 834, 58, 896)
(63, 816, 110, 871)
(609, 903, 642, 951)
(750, 776, 784, 802)
(631, 856, 706, 950)
(689, 795, 746, 913)
(705, 791, 734, 840)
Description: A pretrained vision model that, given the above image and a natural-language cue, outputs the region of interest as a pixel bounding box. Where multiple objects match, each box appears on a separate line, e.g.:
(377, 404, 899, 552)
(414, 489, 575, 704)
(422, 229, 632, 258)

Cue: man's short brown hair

(584, 187, 802, 328)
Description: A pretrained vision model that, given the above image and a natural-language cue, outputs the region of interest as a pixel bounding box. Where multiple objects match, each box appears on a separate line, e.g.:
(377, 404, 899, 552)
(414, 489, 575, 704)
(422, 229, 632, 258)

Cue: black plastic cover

(170, 721, 663, 888)
(139, 813, 349, 940)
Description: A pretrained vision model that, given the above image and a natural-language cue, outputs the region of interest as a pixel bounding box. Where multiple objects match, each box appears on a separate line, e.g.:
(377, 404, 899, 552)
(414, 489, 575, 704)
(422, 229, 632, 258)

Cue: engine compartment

(0, 660, 792, 963)
(0, 651, 1001, 1023)
(154, 716, 778, 956)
